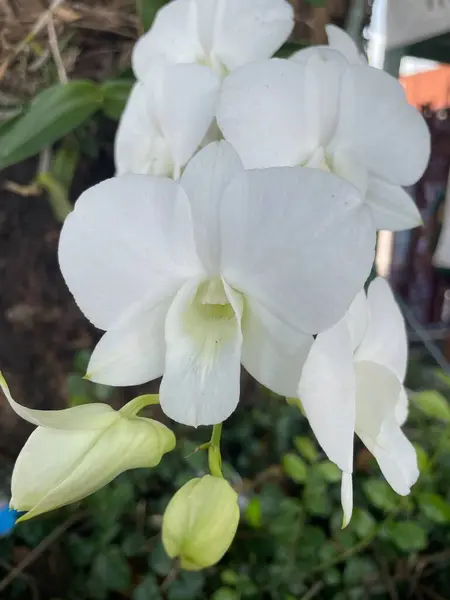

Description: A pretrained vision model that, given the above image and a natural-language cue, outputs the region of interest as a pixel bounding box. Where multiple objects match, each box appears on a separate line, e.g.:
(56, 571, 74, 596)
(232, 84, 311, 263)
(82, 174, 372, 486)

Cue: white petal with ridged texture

(58, 175, 203, 330)
(132, 0, 201, 80)
(355, 278, 407, 380)
(220, 167, 375, 334)
(212, 0, 294, 70)
(156, 64, 220, 173)
(298, 318, 355, 473)
(334, 65, 430, 186)
(0, 373, 116, 430)
(217, 59, 318, 168)
(160, 278, 243, 426)
(180, 141, 244, 273)
(366, 176, 422, 232)
(242, 298, 313, 398)
(86, 296, 172, 386)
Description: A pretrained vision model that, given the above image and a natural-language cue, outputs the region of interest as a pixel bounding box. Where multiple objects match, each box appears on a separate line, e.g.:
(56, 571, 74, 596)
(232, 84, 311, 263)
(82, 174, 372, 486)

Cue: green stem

(37, 171, 72, 223)
(208, 423, 223, 477)
(119, 394, 160, 418)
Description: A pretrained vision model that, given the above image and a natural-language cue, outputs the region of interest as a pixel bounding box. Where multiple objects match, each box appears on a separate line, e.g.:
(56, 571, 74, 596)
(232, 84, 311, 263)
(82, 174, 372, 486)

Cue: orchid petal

(363, 418, 419, 496)
(334, 65, 430, 186)
(345, 289, 368, 352)
(217, 59, 318, 168)
(354, 360, 401, 443)
(355, 278, 407, 380)
(86, 297, 172, 386)
(180, 141, 244, 273)
(212, 0, 294, 70)
(366, 176, 422, 231)
(58, 175, 202, 330)
(160, 278, 243, 426)
(325, 25, 363, 64)
(242, 299, 313, 398)
(220, 166, 375, 334)
(132, 0, 200, 80)
(115, 83, 167, 177)
(156, 63, 220, 172)
(290, 48, 346, 144)
(341, 472, 354, 527)
(298, 318, 355, 473)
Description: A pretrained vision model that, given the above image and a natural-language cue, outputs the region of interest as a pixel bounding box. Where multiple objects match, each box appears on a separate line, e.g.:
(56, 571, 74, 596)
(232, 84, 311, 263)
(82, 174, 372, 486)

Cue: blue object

(0, 503, 18, 536)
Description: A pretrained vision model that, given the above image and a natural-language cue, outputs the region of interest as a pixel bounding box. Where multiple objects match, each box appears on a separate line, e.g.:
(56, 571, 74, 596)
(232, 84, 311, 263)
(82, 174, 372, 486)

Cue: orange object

(400, 65, 450, 110)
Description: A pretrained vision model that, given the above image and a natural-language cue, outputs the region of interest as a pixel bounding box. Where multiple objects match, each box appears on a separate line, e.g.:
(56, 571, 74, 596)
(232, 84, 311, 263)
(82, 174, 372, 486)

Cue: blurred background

(2, 0, 450, 598)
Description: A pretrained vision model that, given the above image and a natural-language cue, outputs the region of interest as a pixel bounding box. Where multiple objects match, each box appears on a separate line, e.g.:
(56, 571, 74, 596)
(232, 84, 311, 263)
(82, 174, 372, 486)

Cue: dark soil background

(0, 133, 116, 458)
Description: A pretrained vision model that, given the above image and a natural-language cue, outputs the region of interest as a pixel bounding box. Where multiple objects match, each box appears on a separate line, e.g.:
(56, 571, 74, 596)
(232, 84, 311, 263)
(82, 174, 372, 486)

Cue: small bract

(58, 141, 375, 427)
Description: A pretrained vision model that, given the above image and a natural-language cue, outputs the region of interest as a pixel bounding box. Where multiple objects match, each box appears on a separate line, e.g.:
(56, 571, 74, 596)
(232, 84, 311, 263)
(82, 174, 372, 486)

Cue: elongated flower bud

(162, 475, 239, 570)
(0, 374, 175, 521)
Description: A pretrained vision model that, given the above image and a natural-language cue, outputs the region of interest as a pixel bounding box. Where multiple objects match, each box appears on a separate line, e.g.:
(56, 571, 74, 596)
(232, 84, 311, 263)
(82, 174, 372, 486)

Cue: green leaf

(414, 443, 431, 474)
(149, 541, 172, 576)
(351, 508, 376, 539)
(363, 479, 397, 512)
(418, 492, 450, 523)
(101, 79, 134, 121)
(282, 453, 308, 483)
(92, 546, 132, 592)
(0, 81, 102, 170)
(133, 576, 162, 600)
(245, 497, 262, 528)
(413, 390, 450, 422)
(220, 570, 239, 586)
(136, 0, 167, 31)
(122, 532, 146, 557)
(294, 436, 319, 463)
(167, 572, 204, 600)
(315, 461, 341, 483)
(388, 521, 427, 552)
(212, 588, 239, 600)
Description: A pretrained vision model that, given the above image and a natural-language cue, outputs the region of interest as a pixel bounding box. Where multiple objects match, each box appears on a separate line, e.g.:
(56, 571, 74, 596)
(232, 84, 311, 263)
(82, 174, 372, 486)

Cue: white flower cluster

(6, 0, 430, 526)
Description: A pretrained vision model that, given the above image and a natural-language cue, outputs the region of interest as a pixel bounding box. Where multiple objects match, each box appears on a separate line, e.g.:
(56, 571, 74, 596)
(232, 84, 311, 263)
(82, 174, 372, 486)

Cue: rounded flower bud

(162, 475, 239, 570)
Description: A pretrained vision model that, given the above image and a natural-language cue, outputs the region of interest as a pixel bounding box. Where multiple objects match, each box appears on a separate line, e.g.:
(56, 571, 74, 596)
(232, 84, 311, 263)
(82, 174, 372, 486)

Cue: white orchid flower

(59, 141, 375, 427)
(115, 64, 220, 178)
(0, 374, 175, 521)
(298, 277, 419, 526)
(132, 0, 294, 81)
(217, 50, 430, 232)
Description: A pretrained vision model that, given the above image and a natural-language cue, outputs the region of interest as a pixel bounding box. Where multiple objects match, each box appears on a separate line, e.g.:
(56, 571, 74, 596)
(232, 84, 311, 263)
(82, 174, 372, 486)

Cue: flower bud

(162, 475, 239, 571)
(0, 374, 175, 521)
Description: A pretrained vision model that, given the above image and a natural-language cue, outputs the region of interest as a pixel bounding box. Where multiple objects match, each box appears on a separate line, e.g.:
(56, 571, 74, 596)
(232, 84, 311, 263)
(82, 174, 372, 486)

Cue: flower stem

(208, 423, 223, 478)
(120, 394, 160, 418)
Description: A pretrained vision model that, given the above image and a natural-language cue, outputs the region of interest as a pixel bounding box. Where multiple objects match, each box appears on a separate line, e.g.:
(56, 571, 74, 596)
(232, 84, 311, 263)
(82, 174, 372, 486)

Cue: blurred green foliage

(1, 353, 450, 599)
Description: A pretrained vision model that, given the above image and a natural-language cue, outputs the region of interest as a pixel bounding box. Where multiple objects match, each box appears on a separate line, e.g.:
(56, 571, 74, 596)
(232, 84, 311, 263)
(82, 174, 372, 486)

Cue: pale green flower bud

(0, 373, 175, 521)
(162, 475, 239, 571)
